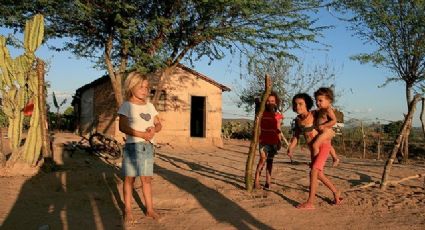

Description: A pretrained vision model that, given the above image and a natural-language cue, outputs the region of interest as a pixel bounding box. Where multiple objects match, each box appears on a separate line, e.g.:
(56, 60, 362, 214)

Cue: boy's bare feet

(332, 158, 340, 167)
(264, 183, 270, 190)
(146, 210, 160, 220)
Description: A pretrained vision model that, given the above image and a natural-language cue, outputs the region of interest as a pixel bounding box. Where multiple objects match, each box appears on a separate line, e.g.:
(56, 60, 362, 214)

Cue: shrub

(222, 121, 253, 139)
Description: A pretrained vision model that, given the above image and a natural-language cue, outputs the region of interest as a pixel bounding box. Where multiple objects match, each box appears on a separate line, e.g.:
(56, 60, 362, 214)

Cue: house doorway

(190, 96, 205, 137)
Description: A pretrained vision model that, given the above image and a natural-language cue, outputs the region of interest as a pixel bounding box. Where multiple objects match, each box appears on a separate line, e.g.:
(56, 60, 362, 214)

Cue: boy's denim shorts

(259, 144, 279, 160)
(122, 142, 154, 177)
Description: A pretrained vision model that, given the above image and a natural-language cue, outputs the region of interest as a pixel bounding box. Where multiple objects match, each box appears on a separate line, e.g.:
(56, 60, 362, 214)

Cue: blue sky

(0, 10, 422, 127)
(183, 10, 420, 127)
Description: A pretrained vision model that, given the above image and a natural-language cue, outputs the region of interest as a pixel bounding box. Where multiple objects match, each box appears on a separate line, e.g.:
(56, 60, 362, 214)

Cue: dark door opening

(190, 96, 205, 137)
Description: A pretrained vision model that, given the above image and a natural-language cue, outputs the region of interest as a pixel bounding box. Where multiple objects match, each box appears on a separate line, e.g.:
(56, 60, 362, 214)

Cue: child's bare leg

(312, 129, 334, 156)
(330, 146, 340, 167)
(297, 168, 319, 209)
(140, 176, 159, 219)
(265, 158, 274, 188)
(318, 171, 342, 204)
(123, 177, 135, 222)
(254, 150, 267, 189)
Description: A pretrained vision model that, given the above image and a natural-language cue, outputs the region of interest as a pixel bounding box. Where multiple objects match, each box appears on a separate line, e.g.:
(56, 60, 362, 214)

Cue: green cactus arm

(13, 55, 34, 86)
(0, 37, 13, 87)
(24, 14, 44, 53)
(17, 89, 26, 109)
(28, 71, 38, 93)
(2, 101, 14, 118)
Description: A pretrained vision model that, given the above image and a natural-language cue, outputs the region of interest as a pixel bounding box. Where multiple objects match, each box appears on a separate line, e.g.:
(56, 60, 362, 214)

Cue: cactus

(24, 14, 44, 53)
(0, 14, 45, 165)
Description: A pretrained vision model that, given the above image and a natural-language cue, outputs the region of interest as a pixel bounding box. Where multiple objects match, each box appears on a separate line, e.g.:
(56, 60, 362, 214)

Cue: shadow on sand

(155, 163, 274, 230)
(1, 144, 126, 230)
(157, 152, 246, 189)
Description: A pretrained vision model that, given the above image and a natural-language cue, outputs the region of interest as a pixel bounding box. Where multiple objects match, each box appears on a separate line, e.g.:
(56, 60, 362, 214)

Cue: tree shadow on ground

(155, 164, 275, 230)
(157, 152, 245, 190)
(157, 152, 323, 212)
(331, 167, 375, 187)
(1, 144, 126, 230)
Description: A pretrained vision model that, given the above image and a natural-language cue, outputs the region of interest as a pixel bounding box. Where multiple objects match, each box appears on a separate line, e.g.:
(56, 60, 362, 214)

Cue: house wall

(93, 79, 117, 138)
(152, 67, 224, 147)
(82, 67, 225, 147)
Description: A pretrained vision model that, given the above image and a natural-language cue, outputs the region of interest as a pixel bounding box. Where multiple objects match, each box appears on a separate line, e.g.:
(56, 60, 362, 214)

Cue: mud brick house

(72, 64, 230, 147)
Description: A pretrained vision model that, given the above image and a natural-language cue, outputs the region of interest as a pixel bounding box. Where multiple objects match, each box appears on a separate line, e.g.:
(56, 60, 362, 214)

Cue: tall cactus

(0, 14, 45, 165)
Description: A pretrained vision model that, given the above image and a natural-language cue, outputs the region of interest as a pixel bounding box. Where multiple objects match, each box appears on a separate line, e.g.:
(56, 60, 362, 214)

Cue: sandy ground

(0, 132, 424, 230)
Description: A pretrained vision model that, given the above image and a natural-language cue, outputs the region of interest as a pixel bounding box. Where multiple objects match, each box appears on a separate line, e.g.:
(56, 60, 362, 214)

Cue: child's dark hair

(314, 87, 334, 102)
(292, 93, 314, 112)
(269, 91, 281, 111)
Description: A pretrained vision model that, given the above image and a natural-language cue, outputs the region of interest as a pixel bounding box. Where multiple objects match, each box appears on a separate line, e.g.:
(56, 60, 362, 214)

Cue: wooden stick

(386, 173, 425, 185)
(245, 74, 272, 192)
(345, 181, 379, 192)
(345, 173, 425, 192)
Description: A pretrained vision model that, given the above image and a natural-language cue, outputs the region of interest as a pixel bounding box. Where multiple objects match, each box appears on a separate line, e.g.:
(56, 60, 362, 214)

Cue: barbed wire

(222, 111, 252, 119)
(222, 110, 401, 126)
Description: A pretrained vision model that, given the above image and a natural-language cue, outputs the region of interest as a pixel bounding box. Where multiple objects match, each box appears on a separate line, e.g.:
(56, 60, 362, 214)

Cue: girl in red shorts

(287, 93, 342, 210)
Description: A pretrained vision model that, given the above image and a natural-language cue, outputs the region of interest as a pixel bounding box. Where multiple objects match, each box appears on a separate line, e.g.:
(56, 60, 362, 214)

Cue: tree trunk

(377, 135, 381, 160)
(381, 94, 421, 190)
(361, 121, 366, 158)
(405, 84, 412, 109)
(56, 109, 61, 130)
(245, 74, 272, 192)
(37, 59, 54, 170)
(402, 125, 410, 164)
(104, 35, 125, 108)
(398, 136, 405, 163)
(400, 84, 413, 163)
(420, 98, 425, 139)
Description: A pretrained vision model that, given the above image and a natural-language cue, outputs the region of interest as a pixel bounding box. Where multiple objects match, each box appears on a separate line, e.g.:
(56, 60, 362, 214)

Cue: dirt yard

(0, 132, 424, 230)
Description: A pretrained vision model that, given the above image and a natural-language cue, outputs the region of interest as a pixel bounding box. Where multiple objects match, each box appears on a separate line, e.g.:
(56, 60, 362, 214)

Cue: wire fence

(222, 118, 425, 160)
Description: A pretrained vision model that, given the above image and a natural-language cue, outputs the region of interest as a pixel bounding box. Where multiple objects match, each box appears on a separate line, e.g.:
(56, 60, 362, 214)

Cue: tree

(237, 56, 336, 113)
(52, 91, 66, 130)
(335, 0, 425, 163)
(63, 106, 73, 116)
(52, 92, 66, 113)
(382, 120, 403, 138)
(1, 0, 330, 108)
